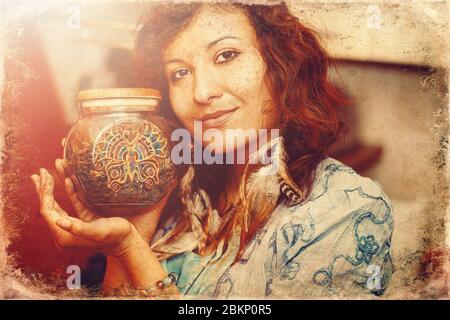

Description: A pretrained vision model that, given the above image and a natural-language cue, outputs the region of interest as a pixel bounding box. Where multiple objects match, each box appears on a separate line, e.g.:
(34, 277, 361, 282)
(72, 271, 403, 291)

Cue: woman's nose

(193, 67, 222, 105)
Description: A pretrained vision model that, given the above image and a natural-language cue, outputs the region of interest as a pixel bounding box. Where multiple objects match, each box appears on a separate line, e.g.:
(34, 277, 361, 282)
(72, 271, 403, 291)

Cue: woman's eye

(215, 50, 240, 64)
(171, 69, 192, 81)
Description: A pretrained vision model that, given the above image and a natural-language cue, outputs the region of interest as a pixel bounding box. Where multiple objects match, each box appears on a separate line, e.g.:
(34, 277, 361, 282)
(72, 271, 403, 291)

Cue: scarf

(151, 136, 304, 260)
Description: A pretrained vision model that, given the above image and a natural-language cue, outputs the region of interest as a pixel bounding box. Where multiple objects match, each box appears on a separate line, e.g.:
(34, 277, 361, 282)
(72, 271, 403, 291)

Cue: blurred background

(0, 0, 448, 298)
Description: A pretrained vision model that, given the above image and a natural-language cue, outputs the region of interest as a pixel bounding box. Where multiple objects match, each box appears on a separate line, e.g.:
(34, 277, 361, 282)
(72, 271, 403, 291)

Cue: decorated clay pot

(63, 88, 176, 216)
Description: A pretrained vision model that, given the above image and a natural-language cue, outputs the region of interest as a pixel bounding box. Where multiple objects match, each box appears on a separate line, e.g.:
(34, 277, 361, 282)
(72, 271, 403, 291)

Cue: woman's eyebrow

(164, 58, 185, 65)
(207, 36, 241, 50)
(164, 36, 242, 65)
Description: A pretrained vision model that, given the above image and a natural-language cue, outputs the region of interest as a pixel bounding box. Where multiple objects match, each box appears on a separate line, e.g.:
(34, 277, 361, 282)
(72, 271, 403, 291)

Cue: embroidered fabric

(151, 136, 301, 259)
(151, 137, 394, 298)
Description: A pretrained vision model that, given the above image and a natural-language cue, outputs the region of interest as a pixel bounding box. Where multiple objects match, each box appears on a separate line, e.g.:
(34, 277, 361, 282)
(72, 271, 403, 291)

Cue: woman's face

(163, 6, 278, 154)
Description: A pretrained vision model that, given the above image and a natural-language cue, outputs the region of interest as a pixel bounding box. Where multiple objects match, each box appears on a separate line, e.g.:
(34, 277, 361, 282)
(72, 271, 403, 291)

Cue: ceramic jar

(63, 88, 176, 216)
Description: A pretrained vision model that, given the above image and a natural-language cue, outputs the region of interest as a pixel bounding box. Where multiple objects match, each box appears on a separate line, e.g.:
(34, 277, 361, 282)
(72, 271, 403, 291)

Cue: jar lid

(78, 88, 162, 113)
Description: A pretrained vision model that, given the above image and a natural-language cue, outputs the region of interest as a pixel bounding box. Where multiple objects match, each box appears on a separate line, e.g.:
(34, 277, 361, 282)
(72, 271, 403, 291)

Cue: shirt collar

(152, 135, 304, 259)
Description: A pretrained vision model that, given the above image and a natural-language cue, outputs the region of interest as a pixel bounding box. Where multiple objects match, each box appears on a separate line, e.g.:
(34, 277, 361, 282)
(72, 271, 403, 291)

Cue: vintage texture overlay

(0, 0, 449, 299)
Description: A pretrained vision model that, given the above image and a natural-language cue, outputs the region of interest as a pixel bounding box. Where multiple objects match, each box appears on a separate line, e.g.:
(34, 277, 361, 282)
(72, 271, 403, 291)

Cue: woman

(31, 1, 394, 298)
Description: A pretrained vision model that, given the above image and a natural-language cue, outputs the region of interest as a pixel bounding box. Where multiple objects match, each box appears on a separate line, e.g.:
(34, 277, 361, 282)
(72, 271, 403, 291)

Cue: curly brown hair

(134, 1, 347, 258)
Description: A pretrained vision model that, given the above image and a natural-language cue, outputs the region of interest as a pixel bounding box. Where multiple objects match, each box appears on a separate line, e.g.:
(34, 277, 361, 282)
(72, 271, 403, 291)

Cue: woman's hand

(30, 142, 180, 296)
(32, 167, 179, 296)
(54, 158, 176, 244)
(31, 168, 140, 259)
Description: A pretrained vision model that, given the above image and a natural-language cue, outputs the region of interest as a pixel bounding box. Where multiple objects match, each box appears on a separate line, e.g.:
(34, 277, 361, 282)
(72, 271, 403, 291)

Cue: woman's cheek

(170, 87, 191, 116)
(230, 57, 265, 92)
(174, 109, 193, 130)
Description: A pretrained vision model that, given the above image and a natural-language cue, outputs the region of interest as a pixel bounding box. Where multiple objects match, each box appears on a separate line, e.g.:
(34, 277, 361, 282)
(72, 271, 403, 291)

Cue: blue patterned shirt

(154, 145, 394, 298)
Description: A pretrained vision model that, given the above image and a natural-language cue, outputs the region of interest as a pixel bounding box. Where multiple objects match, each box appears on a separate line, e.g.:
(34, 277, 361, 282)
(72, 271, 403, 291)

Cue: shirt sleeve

(315, 195, 394, 297)
(264, 174, 394, 298)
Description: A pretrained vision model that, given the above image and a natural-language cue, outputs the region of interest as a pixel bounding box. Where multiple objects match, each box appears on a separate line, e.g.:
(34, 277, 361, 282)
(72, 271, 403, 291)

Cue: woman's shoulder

(295, 157, 392, 223)
(260, 157, 395, 297)
(284, 157, 393, 225)
(269, 156, 394, 254)
(309, 157, 390, 202)
(292, 157, 394, 218)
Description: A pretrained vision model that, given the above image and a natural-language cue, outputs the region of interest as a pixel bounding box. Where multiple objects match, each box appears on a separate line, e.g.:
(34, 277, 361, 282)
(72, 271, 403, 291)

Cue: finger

(64, 177, 96, 221)
(55, 159, 67, 183)
(39, 169, 54, 215)
(34, 171, 67, 237)
(64, 177, 79, 207)
(39, 169, 65, 221)
(53, 200, 69, 217)
(51, 221, 100, 251)
(64, 177, 85, 217)
(55, 161, 93, 220)
(40, 169, 69, 217)
(61, 138, 66, 148)
(33, 173, 68, 217)
(56, 217, 130, 244)
(56, 218, 97, 241)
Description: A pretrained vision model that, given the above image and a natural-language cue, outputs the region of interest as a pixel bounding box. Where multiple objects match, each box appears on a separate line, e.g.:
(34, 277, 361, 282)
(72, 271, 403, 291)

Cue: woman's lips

(201, 108, 238, 128)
